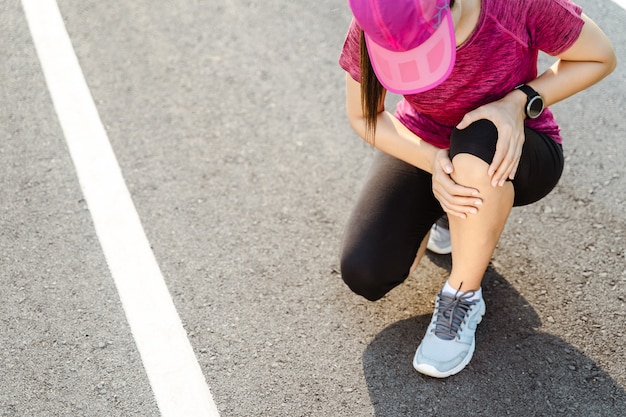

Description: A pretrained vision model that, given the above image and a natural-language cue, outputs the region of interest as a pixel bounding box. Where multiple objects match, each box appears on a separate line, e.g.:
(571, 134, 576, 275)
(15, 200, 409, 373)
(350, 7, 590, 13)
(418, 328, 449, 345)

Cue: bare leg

(447, 153, 514, 291)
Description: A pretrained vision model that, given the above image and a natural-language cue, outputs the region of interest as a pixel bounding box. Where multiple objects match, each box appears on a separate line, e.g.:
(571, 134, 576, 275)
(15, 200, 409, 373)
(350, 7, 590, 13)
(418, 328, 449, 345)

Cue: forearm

(349, 110, 440, 174)
(499, 57, 616, 120)
(529, 59, 615, 107)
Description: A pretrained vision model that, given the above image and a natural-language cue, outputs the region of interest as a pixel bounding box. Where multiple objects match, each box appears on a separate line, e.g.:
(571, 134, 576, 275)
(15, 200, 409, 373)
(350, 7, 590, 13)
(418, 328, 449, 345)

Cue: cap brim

(365, 11, 456, 95)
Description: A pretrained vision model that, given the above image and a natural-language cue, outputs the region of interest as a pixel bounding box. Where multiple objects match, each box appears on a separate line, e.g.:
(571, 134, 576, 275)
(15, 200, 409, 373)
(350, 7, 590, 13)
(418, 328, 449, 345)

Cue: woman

(339, 0, 615, 378)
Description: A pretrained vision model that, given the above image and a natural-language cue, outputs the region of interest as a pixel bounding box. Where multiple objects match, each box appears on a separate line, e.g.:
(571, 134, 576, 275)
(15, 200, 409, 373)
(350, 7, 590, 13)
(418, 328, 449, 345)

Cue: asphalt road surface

(2, 0, 625, 416)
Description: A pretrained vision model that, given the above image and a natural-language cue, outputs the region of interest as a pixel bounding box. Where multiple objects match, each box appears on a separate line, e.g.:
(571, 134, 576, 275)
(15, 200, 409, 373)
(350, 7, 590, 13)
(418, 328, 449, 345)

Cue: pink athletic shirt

(339, 0, 585, 148)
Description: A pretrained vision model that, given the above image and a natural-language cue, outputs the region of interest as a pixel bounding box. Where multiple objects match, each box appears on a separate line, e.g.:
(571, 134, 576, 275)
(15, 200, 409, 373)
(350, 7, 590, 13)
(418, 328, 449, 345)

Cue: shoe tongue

(434, 295, 471, 341)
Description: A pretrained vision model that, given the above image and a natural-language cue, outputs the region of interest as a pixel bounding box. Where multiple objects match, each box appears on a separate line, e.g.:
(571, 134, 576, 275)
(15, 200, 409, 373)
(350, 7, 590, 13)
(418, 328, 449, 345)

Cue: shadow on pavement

(362, 258, 626, 417)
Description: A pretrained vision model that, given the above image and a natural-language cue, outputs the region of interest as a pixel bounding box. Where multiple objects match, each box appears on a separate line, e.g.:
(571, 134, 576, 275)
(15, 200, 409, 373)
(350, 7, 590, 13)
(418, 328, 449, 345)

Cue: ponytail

(359, 30, 384, 145)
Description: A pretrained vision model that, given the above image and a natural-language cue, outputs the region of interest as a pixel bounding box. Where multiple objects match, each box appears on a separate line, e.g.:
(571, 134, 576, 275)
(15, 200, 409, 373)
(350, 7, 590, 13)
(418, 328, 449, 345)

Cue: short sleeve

(339, 19, 363, 83)
(526, 0, 584, 55)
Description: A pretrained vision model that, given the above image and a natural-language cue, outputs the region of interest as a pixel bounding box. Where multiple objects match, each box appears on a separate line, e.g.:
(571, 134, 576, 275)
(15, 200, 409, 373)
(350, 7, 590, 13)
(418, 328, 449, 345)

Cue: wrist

(513, 84, 545, 119)
(504, 89, 528, 119)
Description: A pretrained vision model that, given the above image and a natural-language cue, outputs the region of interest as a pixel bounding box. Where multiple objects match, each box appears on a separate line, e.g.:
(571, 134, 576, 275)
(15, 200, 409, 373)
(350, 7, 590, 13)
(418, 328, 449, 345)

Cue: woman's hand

(431, 149, 482, 219)
(456, 91, 527, 187)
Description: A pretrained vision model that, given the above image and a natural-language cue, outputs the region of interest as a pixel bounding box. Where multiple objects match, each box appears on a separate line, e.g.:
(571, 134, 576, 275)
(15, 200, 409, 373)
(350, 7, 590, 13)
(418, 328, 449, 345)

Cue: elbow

(345, 105, 367, 138)
(598, 40, 618, 77)
(607, 50, 618, 76)
(600, 37, 618, 76)
(347, 113, 363, 135)
(347, 115, 371, 145)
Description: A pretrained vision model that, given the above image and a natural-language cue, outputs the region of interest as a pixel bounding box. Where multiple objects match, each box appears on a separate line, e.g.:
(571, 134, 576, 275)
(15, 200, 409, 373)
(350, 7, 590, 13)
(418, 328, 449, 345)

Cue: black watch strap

(515, 84, 544, 119)
(515, 84, 539, 100)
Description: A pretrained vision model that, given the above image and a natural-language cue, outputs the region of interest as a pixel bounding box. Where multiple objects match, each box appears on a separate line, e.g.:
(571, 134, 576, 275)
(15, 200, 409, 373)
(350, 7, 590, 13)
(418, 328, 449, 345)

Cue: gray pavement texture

(1, 0, 625, 416)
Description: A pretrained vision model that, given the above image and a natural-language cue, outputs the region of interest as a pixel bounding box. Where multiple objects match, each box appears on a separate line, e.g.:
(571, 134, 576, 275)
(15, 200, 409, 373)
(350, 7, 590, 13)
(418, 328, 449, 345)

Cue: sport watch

(515, 84, 544, 119)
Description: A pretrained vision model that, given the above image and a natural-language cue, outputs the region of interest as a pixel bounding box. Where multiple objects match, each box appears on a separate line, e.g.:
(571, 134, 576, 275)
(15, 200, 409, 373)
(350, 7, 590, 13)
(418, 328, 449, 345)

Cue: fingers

(456, 108, 486, 130)
(488, 131, 524, 187)
(438, 151, 454, 174)
(509, 159, 521, 180)
(489, 145, 514, 186)
(435, 187, 483, 219)
(432, 160, 482, 219)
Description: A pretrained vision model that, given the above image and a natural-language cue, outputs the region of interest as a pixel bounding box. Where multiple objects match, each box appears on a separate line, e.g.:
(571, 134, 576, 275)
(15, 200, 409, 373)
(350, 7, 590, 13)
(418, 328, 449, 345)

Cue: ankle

(442, 280, 482, 301)
(446, 276, 481, 292)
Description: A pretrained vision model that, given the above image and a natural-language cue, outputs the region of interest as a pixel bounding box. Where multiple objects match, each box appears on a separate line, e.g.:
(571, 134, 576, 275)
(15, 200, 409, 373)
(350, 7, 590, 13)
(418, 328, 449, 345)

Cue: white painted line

(610, 0, 626, 11)
(21, 1, 220, 416)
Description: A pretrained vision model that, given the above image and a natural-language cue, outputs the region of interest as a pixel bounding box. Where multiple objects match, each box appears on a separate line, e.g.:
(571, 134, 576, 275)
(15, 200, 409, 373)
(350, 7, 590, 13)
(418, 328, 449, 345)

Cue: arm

(345, 73, 439, 173)
(458, 13, 617, 187)
(345, 74, 482, 218)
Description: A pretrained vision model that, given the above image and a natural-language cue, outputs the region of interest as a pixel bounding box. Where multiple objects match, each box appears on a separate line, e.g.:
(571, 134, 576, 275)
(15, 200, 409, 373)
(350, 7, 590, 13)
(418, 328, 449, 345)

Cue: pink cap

(348, 0, 456, 94)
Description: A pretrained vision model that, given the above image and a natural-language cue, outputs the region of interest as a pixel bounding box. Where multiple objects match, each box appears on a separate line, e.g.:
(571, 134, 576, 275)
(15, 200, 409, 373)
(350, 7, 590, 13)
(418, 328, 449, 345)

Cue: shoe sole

(412, 301, 486, 378)
(426, 244, 452, 255)
(413, 342, 476, 378)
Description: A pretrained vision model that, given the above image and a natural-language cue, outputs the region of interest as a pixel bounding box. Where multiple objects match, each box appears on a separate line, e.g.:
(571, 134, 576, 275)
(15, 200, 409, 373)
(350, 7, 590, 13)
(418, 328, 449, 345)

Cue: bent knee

(450, 119, 497, 166)
(340, 253, 401, 302)
(448, 119, 501, 186)
(451, 153, 490, 184)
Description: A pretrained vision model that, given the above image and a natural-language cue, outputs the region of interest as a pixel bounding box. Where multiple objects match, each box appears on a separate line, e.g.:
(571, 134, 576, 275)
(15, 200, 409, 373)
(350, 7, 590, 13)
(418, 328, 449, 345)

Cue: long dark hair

(359, 0, 455, 143)
(359, 30, 384, 145)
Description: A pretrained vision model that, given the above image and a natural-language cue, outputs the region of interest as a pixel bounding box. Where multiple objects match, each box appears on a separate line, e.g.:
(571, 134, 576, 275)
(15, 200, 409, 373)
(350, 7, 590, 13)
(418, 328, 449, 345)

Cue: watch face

(528, 96, 544, 119)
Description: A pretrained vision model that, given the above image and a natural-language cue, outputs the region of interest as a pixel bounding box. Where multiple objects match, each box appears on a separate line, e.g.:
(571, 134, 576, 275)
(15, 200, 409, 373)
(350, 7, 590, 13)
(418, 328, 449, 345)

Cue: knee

(340, 252, 393, 302)
(450, 153, 491, 186)
(449, 118, 498, 186)
(447, 118, 501, 186)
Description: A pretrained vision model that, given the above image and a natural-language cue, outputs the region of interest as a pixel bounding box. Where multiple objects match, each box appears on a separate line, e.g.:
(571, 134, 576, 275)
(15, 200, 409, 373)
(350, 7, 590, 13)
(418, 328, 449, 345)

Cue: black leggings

(340, 119, 564, 301)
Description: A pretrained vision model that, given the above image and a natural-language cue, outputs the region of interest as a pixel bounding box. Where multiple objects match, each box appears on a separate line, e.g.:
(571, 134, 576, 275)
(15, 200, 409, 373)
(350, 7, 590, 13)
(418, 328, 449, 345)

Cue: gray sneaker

(426, 215, 451, 255)
(413, 290, 486, 378)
